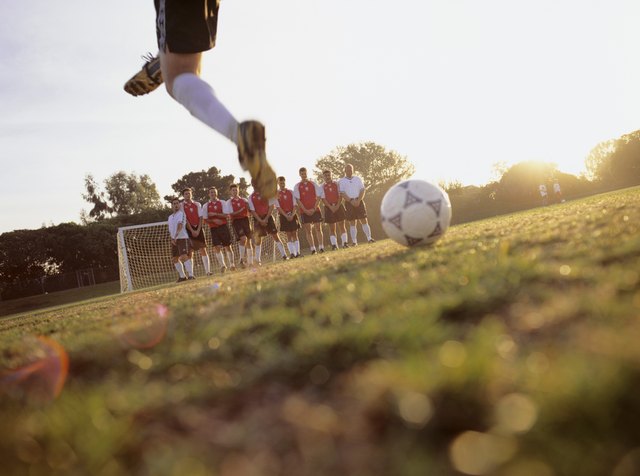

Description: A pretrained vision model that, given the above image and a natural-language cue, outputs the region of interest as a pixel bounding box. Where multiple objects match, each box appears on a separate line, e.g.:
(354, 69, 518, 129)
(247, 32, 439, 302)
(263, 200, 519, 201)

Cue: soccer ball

(380, 179, 452, 247)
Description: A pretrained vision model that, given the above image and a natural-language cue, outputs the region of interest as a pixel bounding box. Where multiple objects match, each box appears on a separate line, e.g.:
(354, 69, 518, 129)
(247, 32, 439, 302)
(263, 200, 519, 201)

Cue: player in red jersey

(276, 176, 301, 258)
(182, 188, 211, 276)
(294, 167, 325, 255)
(226, 183, 253, 267)
(201, 187, 235, 272)
(249, 187, 288, 264)
(321, 170, 348, 250)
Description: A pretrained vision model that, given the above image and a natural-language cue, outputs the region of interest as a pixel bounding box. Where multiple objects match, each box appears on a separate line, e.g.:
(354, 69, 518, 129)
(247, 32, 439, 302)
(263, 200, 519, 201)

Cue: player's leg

(303, 223, 316, 254)
(198, 244, 211, 275)
(360, 217, 374, 243)
(254, 234, 263, 265)
(315, 219, 325, 252)
(328, 222, 338, 250)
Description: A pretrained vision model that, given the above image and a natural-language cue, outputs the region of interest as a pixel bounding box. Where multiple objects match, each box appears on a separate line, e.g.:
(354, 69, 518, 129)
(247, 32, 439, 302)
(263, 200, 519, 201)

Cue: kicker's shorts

(155, 0, 220, 53)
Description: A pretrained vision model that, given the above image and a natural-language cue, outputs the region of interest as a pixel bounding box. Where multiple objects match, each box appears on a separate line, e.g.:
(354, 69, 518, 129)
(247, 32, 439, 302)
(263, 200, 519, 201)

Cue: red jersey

(323, 182, 340, 205)
(182, 200, 202, 227)
(294, 180, 321, 211)
(249, 192, 270, 217)
(228, 197, 249, 220)
(204, 200, 227, 228)
(277, 188, 295, 214)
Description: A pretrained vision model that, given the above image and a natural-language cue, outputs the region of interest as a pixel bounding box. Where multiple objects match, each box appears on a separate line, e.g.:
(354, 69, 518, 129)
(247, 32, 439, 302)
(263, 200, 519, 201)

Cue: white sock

(310, 246, 316, 252)
(239, 245, 246, 261)
(174, 262, 186, 278)
(247, 249, 253, 265)
(226, 249, 235, 266)
(341, 233, 348, 245)
(362, 224, 372, 241)
(330, 235, 337, 246)
(287, 242, 295, 255)
(201, 255, 210, 274)
(255, 245, 262, 262)
(184, 259, 194, 277)
(171, 73, 238, 143)
(216, 251, 226, 267)
(276, 242, 286, 257)
(295, 240, 301, 254)
(350, 225, 358, 244)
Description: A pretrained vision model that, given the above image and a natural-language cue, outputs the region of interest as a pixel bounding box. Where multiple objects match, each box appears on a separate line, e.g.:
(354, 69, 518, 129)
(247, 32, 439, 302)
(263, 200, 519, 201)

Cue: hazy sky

(1, 0, 639, 233)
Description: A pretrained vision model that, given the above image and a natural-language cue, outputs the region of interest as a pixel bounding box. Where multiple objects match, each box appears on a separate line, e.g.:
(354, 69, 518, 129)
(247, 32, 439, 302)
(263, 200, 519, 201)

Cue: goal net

(117, 221, 287, 293)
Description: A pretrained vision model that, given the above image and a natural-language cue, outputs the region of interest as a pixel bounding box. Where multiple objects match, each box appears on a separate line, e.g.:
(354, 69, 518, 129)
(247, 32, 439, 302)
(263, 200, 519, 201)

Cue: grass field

(2, 187, 640, 476)
(0, 281, 121, 319)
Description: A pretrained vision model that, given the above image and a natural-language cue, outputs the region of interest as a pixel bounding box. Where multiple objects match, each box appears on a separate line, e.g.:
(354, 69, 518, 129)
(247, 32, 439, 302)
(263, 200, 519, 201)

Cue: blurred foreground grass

(1, 187, 640, 476)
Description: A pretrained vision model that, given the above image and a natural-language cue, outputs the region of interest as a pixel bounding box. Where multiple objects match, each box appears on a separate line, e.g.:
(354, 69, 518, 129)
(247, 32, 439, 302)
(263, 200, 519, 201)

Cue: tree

(105, 171, 162, 215)
(168, 167, 249, 202)
(585, 139, 616, 182)
(82, 171, 162, 221)
(495, 161, 559, 205)
(314, 142, 415, 196)
(585, 130, 640, 187)
(82, 174, 112, 221)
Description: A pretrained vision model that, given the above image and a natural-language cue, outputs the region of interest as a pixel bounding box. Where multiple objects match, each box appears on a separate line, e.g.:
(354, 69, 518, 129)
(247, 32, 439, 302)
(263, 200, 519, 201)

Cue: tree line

(1, 130, 639, 300)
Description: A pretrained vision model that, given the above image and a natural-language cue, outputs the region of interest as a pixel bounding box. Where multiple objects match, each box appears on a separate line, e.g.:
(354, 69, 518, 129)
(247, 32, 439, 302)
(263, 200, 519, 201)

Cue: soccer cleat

(188, 276, 196, 280)
(289, 253, 296, 260)
(282, 255, 288, 261)
(332, 245, 338, 251)
(368, 238, 376, 243)
(124, 54, 163, 96)
(351, 242, 358, 247)
(176, 277, 187, 283)
(220, 266, 227, 274)
(319, 248, 325, 253)
(239, 260, 246, 269)
(311, 250, 317, 255)
(237, 121, 277, 199)
(342, 243, 349, 249)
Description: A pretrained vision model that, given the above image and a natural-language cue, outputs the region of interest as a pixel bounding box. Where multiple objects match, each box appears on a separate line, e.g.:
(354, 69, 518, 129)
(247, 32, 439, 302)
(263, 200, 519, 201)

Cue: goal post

(116, 220, 287, 293)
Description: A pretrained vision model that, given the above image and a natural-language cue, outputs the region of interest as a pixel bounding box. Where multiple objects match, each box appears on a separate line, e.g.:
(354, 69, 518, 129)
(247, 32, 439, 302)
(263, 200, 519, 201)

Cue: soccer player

(539, 184, 549, 206)
(201, 187, 235, 272)
(249, 186, 288, 264)
(226, 183, 253, 267)
(182, 187, 211, 276)
(124, 0, 277, 198)
(294, 167, 325, 255)
(168, 197, 194, 281)
(553, 179, 565, 203)
(321, 170, 348, 250)
(338, 163, 374, 245)
(276, 176, 301, 258)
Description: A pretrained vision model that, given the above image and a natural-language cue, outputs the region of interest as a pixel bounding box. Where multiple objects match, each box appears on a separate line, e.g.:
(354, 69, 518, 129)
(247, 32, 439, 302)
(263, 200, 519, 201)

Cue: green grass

(2, 187, 640, 476)
(0, 281, 121, 318)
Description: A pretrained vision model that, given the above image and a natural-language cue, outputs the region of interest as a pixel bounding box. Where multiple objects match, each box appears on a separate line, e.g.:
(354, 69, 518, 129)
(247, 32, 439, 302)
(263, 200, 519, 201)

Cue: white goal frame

(117, 221, 286, 293)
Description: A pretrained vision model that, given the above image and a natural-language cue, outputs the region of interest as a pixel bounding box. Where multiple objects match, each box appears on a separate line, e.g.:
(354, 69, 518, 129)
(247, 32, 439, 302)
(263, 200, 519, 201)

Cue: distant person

(201, 187, 234, 273)
(168, 197, 194, 282)
(226, 183, 254, 268)
(539, 184, 549, 206)
(294, 167, 325, 255)
(553, 179, 565, 203)
(182, 187, 210, 276)
(249, 187, 288, 264)
(321, 170, 348, 250)
(276, 176, 302, 259)
(338, 164, 374, 245)
(123, 0, 277, 198)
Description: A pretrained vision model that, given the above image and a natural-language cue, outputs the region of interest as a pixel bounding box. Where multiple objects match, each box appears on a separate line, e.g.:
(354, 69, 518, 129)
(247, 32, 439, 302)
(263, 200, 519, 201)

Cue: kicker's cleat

(237, 121, 277, 199)
(124, 54, 163, 96)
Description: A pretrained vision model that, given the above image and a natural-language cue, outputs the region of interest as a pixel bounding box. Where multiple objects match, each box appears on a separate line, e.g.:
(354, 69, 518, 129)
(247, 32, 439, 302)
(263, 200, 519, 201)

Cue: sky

(1, 0, 639, 233)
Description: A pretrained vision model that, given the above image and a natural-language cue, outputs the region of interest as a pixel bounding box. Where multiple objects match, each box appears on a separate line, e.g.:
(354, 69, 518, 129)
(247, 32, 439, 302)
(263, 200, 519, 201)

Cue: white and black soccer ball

(380, 179, 452, 247)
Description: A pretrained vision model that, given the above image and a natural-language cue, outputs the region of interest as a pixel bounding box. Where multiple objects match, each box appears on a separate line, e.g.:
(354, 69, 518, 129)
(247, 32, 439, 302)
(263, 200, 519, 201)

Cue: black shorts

(209, 225, 232, 247)
(301, 210, 323, 225)
(344, 201, 368, 221)
(187, 227, 207, 250)
(254, 215, 278, 237)
(324, 204, 346, 224)
(232, 217, 253, 240)
(171, 238, 191, 258)
(278, 213, 300, 232)
(155, 0, 220, 53)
